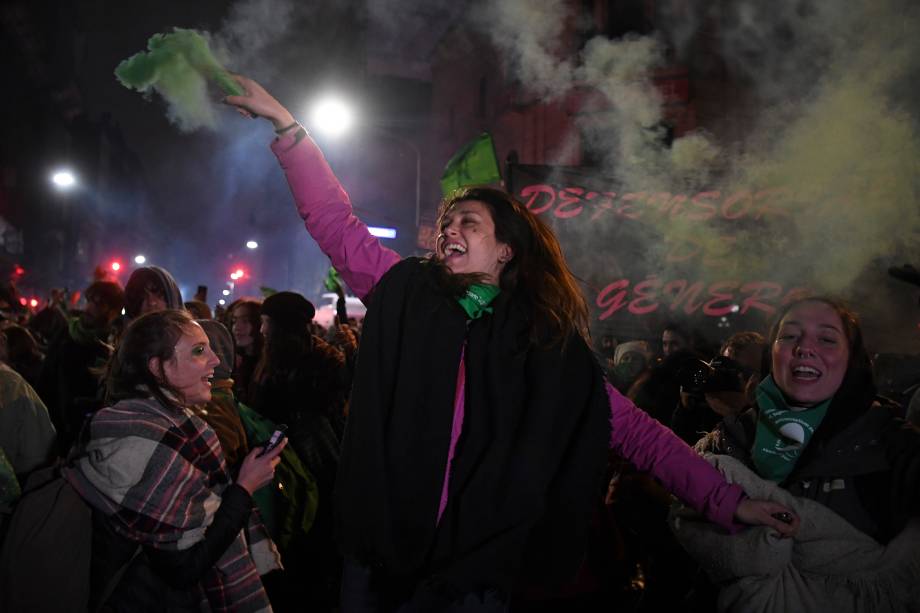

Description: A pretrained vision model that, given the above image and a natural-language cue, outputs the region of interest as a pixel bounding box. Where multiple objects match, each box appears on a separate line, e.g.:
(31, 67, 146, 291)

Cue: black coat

(335, 258, 610, 594)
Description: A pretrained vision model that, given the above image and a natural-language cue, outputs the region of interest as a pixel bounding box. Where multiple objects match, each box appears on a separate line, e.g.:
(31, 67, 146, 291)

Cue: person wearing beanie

(260, 291, 315, 330)
(250, 290, 348, 611)
(123, 266, 183, 320)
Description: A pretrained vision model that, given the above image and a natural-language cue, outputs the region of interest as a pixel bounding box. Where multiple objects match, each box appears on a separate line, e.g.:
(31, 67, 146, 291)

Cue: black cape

(335, 258, 610, 593)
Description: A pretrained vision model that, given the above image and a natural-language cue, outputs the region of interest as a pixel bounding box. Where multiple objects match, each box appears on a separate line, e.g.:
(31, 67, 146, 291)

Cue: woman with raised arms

(226, 76, 797, 612)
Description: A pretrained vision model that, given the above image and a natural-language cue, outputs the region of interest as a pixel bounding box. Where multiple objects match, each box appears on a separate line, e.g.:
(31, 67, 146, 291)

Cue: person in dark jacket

(37, 280, 124, 453)
(685, 296, 920, 610)
(698, 297, 919, 541)
(248, 291, 348, 611)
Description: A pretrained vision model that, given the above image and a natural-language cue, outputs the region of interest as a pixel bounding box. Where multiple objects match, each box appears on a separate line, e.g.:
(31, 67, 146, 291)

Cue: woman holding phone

(65, 309, 286, 612)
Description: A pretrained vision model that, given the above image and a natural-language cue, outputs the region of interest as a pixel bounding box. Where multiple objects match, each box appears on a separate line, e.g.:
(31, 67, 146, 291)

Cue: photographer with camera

(671, 332, 766, 445)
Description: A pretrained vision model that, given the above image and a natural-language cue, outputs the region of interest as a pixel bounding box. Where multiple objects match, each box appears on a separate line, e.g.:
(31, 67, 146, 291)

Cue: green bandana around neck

(457, 284, 500, 320)
(751, 375, 831, 483)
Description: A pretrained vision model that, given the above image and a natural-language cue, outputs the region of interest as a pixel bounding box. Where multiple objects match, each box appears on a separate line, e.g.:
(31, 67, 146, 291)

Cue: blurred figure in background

(227, 298, 263, 406)
(38, 280, 124, 453)
(608, 340, 652, 394)
(123, 266, 183, 320)
(0, 324, 44, 390)
(250, 291, 349, 611)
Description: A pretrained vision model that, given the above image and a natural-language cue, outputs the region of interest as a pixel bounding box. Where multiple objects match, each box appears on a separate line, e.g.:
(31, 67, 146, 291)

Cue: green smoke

(115, 28, 244, 131)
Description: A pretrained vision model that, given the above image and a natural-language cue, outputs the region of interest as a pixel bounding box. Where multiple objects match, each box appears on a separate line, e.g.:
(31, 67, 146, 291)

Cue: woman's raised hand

(223, 75, 296, 131)
(236, 437, 287, 495)
(734, 498, 800, 537)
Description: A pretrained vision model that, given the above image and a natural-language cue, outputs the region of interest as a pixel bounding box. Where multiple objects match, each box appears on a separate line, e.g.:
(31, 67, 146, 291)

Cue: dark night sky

(58, 0, 461, 303)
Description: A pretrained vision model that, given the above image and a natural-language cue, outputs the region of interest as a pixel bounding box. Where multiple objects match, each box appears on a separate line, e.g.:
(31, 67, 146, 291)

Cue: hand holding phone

(257, 424, 287, 457)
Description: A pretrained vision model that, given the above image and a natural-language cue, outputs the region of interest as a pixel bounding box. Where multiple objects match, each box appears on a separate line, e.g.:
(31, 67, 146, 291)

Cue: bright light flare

(111, 261, 122, 272)
(222, 289, 230, 296)
(134, 254, 147, 265)
(29, 298, 39, 308)
(310, 96, 355, 138)
(219, 299, 226, 305)
(246, 240, 258, 250)
(368, 226, 397, 239)
(51, 170, 76, 189)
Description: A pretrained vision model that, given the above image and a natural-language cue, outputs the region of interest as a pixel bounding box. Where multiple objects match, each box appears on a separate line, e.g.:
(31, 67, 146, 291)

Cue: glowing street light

(222, 289, 230, 296)
(245, 240, 258, 250)
(110, 261, 122, 272)
(134, 254, 147, 265)
(51, 169, 77, 190)
(308, 93, 421, 228)
(218, 299, 226, 306)
(310, 96, 355, 138)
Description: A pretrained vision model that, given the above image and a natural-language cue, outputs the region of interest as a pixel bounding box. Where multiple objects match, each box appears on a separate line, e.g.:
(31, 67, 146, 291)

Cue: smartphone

(257, 424, 287, 457)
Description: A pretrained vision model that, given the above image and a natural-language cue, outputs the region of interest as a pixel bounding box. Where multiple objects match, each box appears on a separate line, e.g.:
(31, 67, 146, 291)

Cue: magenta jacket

(271, 128, 745, 532)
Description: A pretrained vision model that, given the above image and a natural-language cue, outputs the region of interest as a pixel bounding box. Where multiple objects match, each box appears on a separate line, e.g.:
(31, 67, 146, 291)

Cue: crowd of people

(0, 74, 917, 613)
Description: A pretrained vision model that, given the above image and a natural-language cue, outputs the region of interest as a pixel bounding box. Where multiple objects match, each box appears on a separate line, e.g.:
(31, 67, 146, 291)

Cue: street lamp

(310, 96, 355, 138)
(246, 240, 258, 250)
(134, 254, 147, 265)
(307, 95, 421, 228)
(51, 169, 77, 190)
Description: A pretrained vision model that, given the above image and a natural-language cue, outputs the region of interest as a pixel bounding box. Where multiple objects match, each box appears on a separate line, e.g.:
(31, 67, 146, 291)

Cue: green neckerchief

(751, 375, 831, 483)
(457, 284, 500, 320)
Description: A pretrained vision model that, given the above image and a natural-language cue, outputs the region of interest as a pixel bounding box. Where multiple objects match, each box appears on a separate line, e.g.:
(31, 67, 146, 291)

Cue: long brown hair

(433, 187, 590, 346)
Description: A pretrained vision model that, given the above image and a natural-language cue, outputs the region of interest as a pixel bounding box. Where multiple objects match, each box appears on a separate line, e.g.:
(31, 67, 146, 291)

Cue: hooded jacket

(124, 266, 183, 319)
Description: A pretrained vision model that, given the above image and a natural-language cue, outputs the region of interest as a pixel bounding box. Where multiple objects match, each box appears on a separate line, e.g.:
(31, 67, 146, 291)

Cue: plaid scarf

(65, 397, 277, 612)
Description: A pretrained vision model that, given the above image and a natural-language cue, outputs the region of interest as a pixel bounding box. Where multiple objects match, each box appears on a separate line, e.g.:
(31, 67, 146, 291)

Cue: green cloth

(323, 267, 344, 292)
(751, 376, 831, 483)
(235, 400, 319, 550)
(457, 284, 500, 320)
(440, 132, 502, 196)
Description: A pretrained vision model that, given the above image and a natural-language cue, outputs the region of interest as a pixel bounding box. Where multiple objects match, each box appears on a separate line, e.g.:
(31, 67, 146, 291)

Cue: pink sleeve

(270, 128, 402, 301)
(606, 382, 745, 532)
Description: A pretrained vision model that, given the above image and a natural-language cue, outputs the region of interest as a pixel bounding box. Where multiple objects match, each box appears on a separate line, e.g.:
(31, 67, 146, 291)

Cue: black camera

(677, 355, 746, 395)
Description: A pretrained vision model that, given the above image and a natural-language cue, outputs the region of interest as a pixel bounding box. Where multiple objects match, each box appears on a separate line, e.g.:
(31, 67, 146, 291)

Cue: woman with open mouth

(226, 76, 797, 612)
(676, 296, 920, 611)
(64, 309, 287, 612)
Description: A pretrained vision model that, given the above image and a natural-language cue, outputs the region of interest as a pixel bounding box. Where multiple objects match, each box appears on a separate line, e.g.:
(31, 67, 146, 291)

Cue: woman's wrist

(270, 110, 297, 132)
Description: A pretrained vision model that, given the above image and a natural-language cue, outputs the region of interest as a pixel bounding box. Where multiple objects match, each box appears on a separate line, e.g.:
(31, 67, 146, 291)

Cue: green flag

(440, 133, 502, 196)
(323, 267, 343, 292)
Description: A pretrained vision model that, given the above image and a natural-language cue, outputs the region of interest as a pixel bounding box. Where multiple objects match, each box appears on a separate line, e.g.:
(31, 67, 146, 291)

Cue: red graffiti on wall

(518, 184, 791, 224)
(594, 277, 810, 320)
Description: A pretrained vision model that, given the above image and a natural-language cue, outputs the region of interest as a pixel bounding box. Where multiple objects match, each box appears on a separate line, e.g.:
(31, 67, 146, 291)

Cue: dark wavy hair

(766, 296, 876, 410)
(105, 309, 196, 409)
(432, 186, 590, 346)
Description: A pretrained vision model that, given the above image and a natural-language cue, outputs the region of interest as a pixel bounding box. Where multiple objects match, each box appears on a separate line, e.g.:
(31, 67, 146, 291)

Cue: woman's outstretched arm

(607, 382, 799, 536)
(225, 76, 401, 301)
